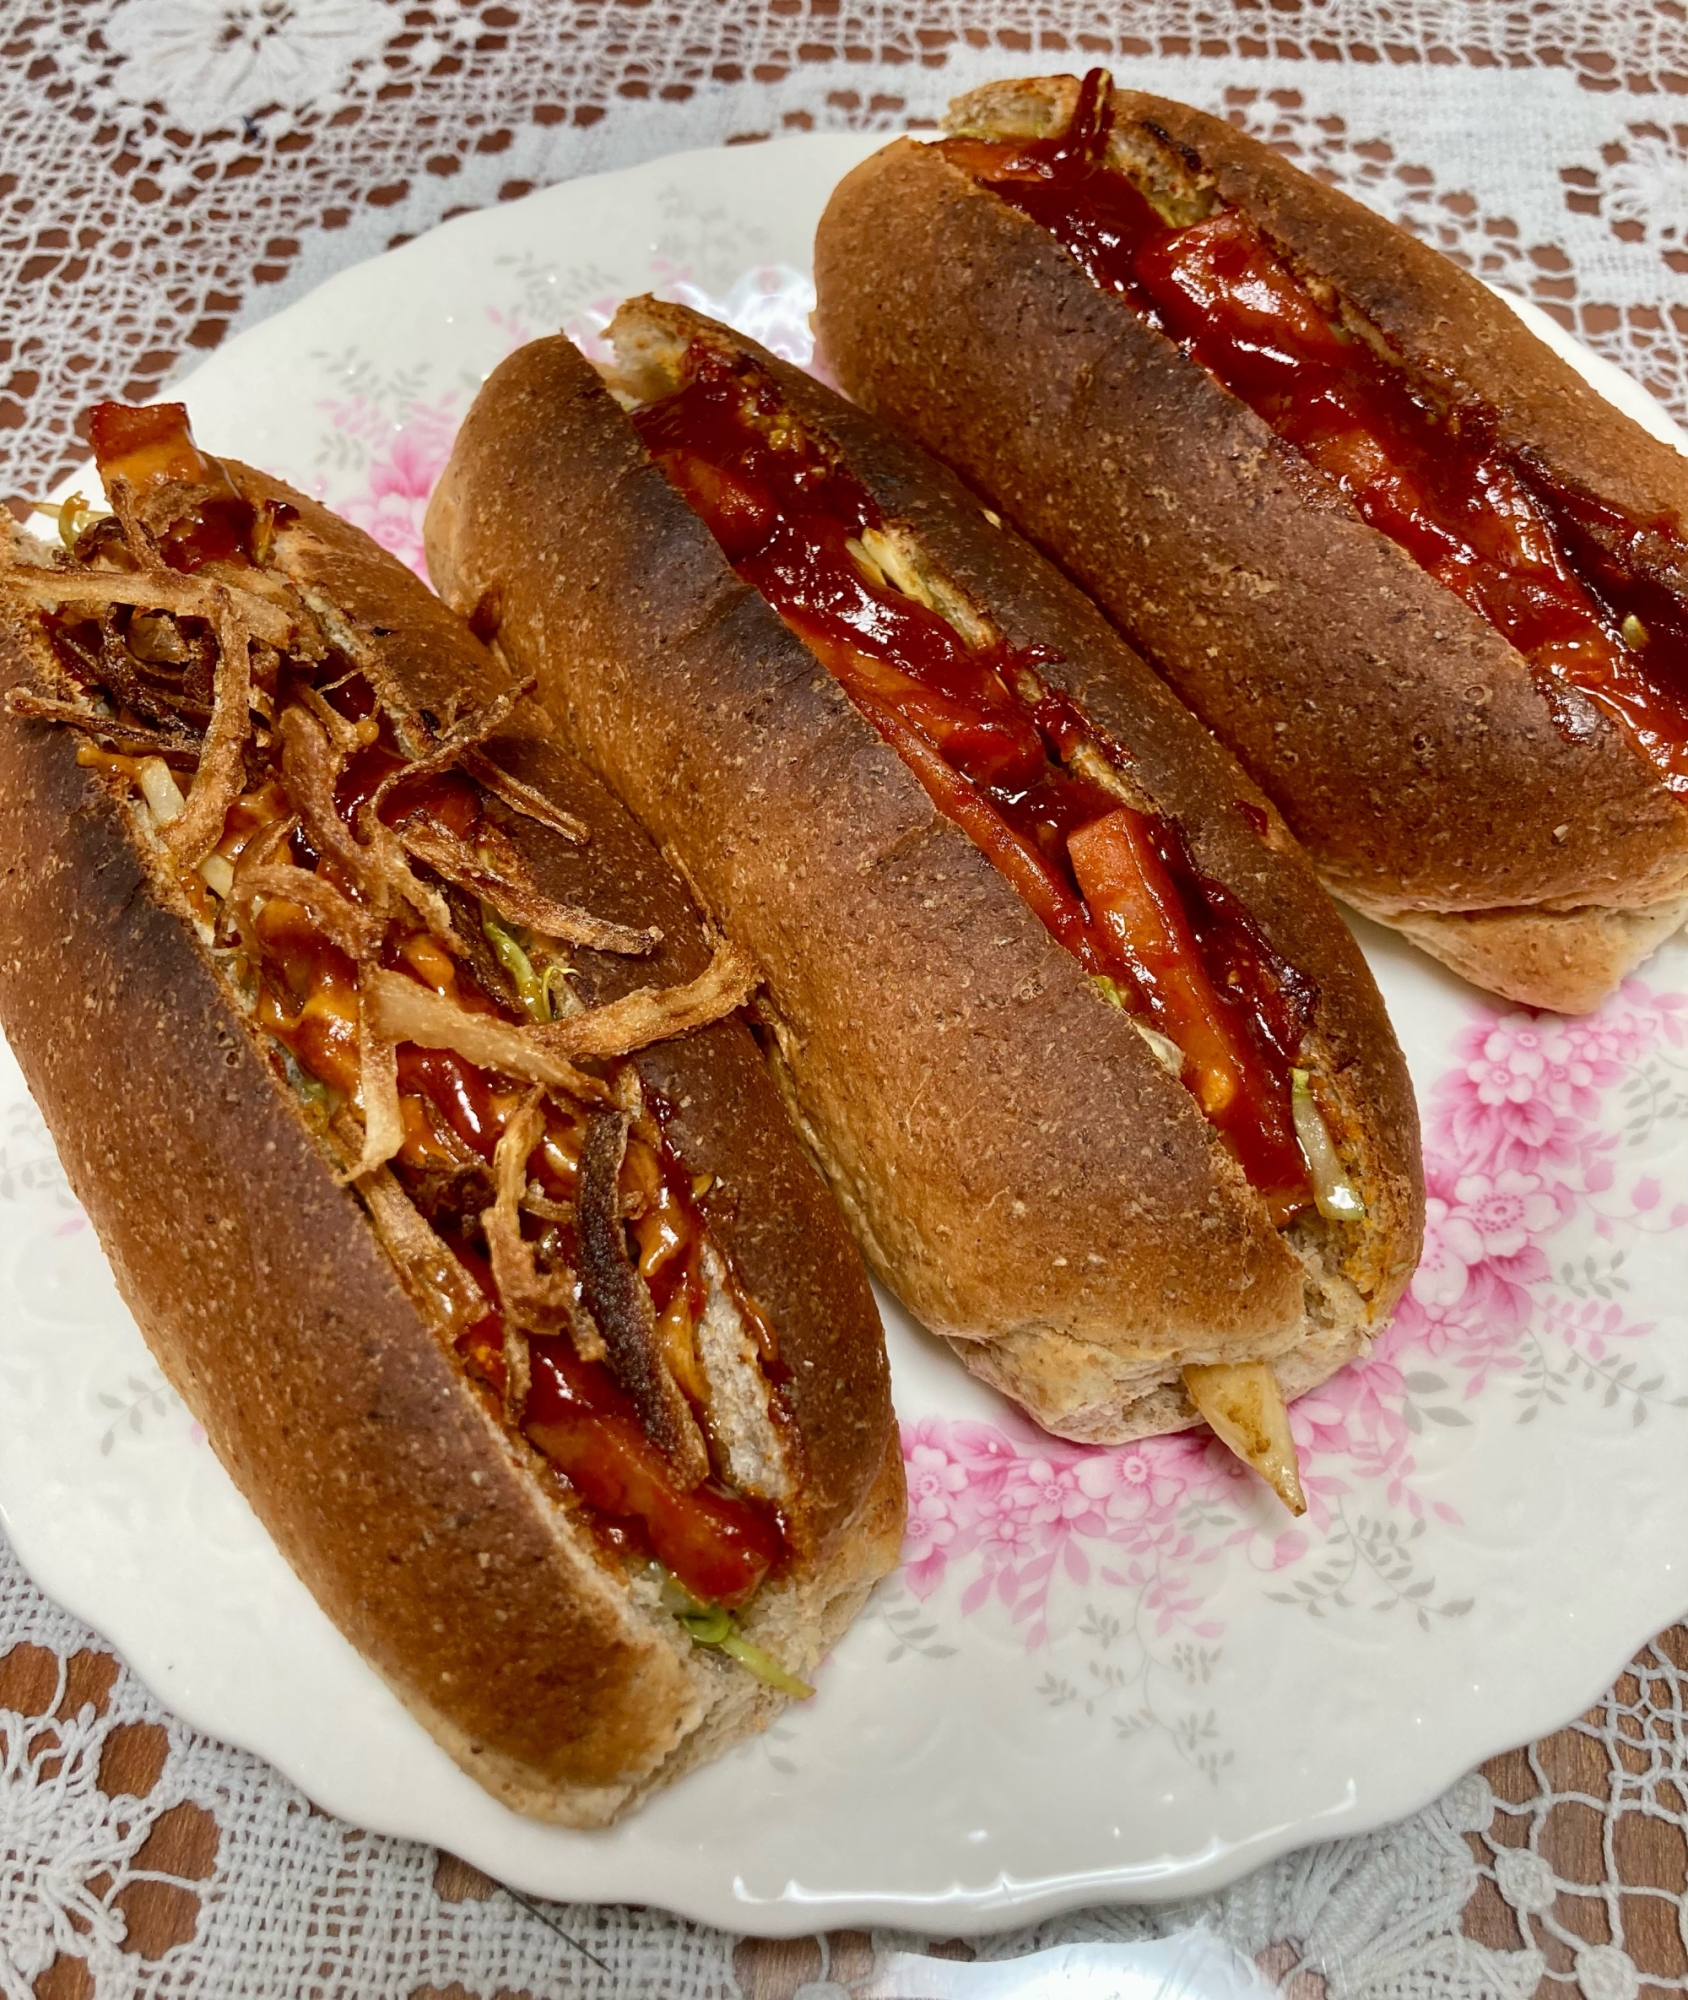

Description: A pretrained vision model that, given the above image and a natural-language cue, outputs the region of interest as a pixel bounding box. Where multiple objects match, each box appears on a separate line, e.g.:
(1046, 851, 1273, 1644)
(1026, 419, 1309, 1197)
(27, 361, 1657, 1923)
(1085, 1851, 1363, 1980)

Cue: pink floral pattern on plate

(897, 982, 1688, 1681)
(332, 405, 461, 577)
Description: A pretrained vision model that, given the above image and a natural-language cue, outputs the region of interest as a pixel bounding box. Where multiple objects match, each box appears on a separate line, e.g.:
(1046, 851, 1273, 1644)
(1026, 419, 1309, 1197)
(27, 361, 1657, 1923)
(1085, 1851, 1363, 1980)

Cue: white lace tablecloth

(4, 3, 1688, 1996)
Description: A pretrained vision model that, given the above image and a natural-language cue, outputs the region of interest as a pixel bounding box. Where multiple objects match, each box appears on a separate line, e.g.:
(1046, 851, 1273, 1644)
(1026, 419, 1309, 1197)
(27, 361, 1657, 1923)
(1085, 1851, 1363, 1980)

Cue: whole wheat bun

(811, 77, 1688, 1014)
(422, 301, 1423, 1446)
(0, 468, 903, 1827)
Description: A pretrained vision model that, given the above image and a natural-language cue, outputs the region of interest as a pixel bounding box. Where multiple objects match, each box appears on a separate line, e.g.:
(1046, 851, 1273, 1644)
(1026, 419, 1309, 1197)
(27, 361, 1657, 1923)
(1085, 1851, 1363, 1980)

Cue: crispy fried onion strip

(363, 682, 635, 951)
(356, 1163, 487, 1338)
(276, 703, 375, 888)
(398, 817, 658, 956)
(482, 1089, 605, 1369)
(228, 810, 297, 896)
(233, 864, 385, 960)
(103, 476, 169, 572)
(158, 586, 251, 866)
(276, 701, 458, 948)
(1, 557, 300, 653)
(362, 970, 609, 1102)
(3, 541, 296, 867)
(535, 940, 759, 1060)
(3, 685, 200, 764)
(287, 582, 426, 740)
(338, 994, 403, 1185)
(366, 680, 533, 815)
(578, 1108, 710, 1487)
(365, 815, 460, 947)
(226, 820, 403, 1182)
(297, 680, 375, 758)
(462, 747, 589, 844)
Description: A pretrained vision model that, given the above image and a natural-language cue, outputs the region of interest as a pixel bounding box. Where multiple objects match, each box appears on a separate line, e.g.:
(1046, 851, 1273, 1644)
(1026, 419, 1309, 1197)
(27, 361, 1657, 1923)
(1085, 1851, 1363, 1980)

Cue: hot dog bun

(423, 301, 1423, 1449)
(0, 448, 903, 1827)
(813, 76, 1688, 1012)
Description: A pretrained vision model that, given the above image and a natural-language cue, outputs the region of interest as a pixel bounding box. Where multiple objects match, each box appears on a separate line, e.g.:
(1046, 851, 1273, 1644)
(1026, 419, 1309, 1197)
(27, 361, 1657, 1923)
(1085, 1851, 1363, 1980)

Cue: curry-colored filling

(940, 69, 1688, 788)
(19, 402, 799, 1651)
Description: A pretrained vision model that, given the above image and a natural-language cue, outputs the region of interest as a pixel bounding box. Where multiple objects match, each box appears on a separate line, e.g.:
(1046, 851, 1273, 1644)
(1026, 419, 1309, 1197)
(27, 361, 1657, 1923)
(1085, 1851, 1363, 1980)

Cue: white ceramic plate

(4, 135, 1688, 1938)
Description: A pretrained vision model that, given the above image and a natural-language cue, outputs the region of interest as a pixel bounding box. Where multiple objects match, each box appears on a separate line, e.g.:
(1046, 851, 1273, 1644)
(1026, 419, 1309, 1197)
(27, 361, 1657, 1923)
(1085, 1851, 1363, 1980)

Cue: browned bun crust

(259, 468, 897, 1569)
(422, 305, 1423, 1445)
(0, 468, 902, 1825)
(811, 83, 1688, 1011)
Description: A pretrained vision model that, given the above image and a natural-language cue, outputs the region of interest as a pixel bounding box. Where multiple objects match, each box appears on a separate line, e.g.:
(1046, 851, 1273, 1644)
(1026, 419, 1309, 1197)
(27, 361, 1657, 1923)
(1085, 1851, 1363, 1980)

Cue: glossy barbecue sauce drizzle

(55, 403, 784, 1610)
(939, 69, 1688, 791)
(633, 348, 1314, 1222)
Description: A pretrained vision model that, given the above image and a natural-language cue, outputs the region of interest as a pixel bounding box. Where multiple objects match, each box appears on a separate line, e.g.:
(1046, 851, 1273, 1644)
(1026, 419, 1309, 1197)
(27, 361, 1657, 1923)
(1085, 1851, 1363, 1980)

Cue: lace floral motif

(102, 0, 392, 130)
(0, 1640, 221, 1999)
(1568, 123, 1688, 273)
(1469, 1630, 1688, 1999)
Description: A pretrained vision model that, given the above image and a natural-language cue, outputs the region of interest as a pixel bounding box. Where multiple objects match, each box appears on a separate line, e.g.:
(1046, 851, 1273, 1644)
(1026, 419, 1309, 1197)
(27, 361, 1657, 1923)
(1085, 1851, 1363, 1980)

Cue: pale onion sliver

(1292, 1068, 1366, 1222)
(199, 852, 236, 899)
(136, 756, 186, 827)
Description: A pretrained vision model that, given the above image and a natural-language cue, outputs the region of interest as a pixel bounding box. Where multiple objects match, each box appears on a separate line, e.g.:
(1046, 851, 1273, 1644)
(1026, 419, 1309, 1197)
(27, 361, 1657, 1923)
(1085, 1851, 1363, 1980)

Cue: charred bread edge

(422, 309, 1423, 1445)
(0, 476, 901, 1826)
(810, 101, 1688, 1007)
(410, 1423, 906, 1823)
(260, 471, 897, 1572)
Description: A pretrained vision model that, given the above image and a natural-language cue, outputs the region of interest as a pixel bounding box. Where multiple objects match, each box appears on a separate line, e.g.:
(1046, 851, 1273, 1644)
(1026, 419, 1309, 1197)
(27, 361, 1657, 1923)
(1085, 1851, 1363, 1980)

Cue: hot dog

(0, 403, 903, 1826)
(813, 72, 1688, 1013)
(423, 300, 1424, 1509)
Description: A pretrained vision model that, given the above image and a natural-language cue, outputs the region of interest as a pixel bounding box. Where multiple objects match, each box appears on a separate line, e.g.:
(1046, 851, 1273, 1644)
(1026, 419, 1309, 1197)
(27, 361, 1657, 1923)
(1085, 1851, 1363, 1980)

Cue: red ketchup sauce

(632, 349, 1313, 1221)
(938, 72, 1688, 790)
(524, 1339, 779, 1608)
(76, 403, 782, 1611)
(450, 1247, 780, 1609)
(88, 401, 258, 572)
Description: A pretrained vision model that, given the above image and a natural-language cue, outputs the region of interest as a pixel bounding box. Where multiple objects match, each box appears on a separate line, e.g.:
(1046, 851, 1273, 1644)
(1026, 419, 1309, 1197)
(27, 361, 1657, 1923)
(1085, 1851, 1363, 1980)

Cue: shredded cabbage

(1133, 1019, 1184, 1077)
(1291, 1068, 1366, 1222)
(481, 909, 585, 1027)
(1091, 976, 1184, 1077)
(278, 1046, 335, 1131)
(657, 1572, 814, 1699)
(30, 491, 103, 552)
(480, 904, 549, 1021)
